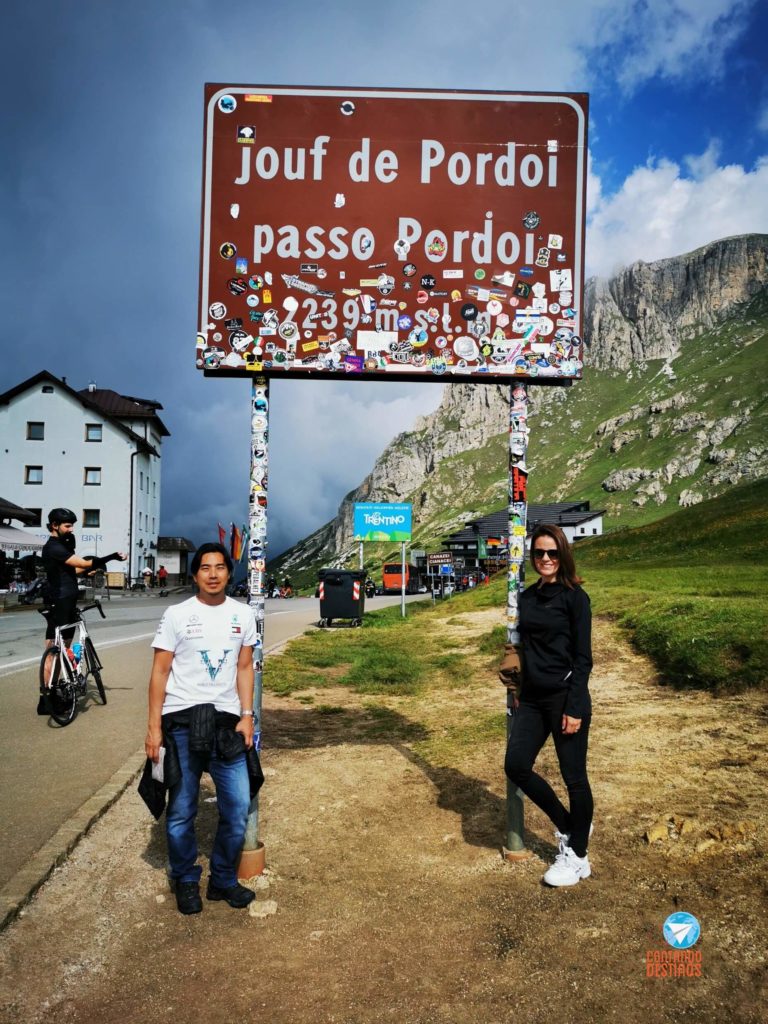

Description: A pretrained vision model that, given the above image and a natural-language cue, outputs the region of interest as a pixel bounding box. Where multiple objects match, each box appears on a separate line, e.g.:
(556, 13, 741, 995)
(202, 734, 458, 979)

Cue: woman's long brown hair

(529, 524, 583, 588)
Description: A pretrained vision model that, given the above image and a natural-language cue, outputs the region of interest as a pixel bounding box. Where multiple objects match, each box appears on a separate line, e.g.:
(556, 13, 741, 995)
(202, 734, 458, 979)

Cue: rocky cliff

(584, 234, 768, 369)
(274, 234, 768, 584)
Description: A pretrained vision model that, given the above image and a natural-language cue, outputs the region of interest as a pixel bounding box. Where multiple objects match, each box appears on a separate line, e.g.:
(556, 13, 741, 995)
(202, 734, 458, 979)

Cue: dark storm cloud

(0, 1, 449, 555)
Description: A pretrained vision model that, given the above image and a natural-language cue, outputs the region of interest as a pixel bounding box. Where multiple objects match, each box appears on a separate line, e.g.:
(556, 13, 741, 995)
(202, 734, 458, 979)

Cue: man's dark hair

(190, 542, 233, 577)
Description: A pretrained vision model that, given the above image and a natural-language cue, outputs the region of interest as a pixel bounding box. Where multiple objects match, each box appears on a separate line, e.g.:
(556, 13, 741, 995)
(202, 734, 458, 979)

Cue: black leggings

(504, 687, 593, 857)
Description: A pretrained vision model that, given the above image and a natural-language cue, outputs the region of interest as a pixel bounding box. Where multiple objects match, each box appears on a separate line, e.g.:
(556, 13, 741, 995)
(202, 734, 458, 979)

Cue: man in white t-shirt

(145, 543, 258, 915)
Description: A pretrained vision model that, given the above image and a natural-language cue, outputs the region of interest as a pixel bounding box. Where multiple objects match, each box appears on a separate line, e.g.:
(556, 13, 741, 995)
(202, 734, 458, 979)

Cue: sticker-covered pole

(504, 381, 530, 859)
(238, 376, 269, 879)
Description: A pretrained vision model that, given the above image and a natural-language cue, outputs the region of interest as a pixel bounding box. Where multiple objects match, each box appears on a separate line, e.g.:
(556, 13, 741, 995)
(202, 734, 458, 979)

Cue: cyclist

(38, 508, 126, 713)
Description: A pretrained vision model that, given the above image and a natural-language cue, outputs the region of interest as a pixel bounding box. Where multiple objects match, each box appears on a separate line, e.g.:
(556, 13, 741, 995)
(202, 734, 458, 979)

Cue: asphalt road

(0, 592, 420, 889)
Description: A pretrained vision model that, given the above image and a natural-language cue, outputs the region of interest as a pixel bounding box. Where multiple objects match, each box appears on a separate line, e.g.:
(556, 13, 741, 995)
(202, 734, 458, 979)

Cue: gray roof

(157, 536, 196, 552)
(0, 371, 165, 455)
(445, 502, 604, 544)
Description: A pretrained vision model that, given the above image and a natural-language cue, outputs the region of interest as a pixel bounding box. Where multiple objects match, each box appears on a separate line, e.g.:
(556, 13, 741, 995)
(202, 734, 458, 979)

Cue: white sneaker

(543, 836, 591, 887)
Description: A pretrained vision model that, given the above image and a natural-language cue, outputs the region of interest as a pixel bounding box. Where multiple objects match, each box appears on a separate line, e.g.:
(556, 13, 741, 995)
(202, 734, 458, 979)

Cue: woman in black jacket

(503, 524, 594, 886)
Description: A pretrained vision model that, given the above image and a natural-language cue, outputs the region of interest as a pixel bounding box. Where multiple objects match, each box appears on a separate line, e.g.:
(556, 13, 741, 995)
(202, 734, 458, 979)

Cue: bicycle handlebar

(38, 601, 107, 620)
(80, 601, 107, 619)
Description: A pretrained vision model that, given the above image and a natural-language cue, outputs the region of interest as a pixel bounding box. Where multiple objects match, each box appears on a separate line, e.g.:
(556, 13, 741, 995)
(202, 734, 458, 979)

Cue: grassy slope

(571, 477, 768, 689)
(528, 295, 768, 526)
(268, 479, 768, 694)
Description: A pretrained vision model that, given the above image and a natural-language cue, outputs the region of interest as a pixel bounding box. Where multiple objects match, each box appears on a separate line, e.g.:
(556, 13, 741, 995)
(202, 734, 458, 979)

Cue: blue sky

(2, 0, 767, 555)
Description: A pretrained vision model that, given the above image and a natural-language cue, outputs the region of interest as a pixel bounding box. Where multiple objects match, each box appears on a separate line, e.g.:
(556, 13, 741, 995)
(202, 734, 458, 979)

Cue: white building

(0, 371, 169, 583)
(156, 536, 197, 585)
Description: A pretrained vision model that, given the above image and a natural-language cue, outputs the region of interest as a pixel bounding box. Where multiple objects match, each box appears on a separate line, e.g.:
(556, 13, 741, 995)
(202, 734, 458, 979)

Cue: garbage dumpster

(317, 569, 366, 627)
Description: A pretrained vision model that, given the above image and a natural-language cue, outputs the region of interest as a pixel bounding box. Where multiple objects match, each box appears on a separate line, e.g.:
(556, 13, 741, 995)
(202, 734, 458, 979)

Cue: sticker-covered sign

(198, 85, 588, 385)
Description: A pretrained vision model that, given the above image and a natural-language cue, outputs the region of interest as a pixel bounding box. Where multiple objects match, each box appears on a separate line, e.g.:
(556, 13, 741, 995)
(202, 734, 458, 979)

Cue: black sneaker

(206, 880, 255, 909)
(175, 880, 202, 915)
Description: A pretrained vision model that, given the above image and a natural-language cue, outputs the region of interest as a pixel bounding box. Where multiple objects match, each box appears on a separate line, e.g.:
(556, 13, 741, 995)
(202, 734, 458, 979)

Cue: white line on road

(0, 632, 157, 676)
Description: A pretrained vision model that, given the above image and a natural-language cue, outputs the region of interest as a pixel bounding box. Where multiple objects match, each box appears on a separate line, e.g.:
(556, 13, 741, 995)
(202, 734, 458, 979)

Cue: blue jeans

(165, 726, 251, 887)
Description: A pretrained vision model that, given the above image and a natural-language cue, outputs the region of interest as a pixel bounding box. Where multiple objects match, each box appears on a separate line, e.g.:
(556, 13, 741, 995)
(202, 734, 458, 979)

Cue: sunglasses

(533, 548, 560, 561)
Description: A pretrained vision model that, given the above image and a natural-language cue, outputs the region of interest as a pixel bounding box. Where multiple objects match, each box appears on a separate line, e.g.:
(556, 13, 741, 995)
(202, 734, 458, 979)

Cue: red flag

(231, 524, 242, 561)
(217, 523, 226, 546)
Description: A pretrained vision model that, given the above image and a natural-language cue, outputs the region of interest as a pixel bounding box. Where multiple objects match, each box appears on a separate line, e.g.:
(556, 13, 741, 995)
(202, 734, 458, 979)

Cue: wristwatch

(240, 709, 255, 718)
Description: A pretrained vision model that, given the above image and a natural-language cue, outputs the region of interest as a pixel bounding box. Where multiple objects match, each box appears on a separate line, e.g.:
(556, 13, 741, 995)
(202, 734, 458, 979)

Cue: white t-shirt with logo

(152, 596, 258, 715)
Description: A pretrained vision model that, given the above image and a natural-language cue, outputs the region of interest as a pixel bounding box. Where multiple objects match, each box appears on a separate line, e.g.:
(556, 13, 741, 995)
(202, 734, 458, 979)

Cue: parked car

(431, 582, 455, 597)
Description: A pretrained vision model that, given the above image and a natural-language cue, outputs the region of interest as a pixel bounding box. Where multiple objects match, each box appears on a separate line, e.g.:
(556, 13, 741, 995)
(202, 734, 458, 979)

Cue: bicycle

(38, 601, 107, 726)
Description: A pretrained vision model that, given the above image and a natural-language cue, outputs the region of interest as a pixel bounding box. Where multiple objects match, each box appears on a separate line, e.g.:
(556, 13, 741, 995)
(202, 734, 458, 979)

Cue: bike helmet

(47, 507, 77, 525)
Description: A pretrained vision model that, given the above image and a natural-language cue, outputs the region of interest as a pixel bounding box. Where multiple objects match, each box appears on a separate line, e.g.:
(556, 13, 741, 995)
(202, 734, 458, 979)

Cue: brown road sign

(427, 552, 454, 566)
(198, 85, 588, 385)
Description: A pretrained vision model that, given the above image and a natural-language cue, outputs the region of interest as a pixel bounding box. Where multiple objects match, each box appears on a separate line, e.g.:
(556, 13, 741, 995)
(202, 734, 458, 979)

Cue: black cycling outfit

(504, 581, 594, 858)
(41, 535, 80, 642)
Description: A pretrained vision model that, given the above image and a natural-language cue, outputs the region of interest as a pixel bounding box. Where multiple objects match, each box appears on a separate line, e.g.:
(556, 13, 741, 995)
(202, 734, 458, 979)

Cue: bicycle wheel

(40, 647, 78, 726)
(83, 637, 107, 704)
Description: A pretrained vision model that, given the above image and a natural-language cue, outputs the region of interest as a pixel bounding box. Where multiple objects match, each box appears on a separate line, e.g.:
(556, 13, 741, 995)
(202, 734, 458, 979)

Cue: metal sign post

(400, 541, 406, 618)
(504, 381, 530, 860)
(237, 376, 269, 879)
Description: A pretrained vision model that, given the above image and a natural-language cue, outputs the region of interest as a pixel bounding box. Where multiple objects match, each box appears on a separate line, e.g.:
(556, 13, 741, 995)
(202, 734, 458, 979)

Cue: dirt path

(1, 614, 766, 1024)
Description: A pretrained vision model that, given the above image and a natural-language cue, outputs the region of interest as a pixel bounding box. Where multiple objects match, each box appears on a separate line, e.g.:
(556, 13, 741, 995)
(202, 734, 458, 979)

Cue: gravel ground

(1, 614, 766, 1024)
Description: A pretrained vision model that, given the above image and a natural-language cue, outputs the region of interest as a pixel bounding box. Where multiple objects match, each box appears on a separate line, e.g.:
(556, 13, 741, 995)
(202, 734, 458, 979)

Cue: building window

(139, 471, 144, 491)
(26, 422, 45, 440)
(25, 466, 43, 484)
(84, 467, 101, 486)
(83, 509, 101, 527)
(153, 481, 156, 497)
(152, 517, 155, 532)
(85, 424, 102, 442)
(26, 508, 42, 527)
(41, 385, 54, 394)
(593, 528, 598, 535)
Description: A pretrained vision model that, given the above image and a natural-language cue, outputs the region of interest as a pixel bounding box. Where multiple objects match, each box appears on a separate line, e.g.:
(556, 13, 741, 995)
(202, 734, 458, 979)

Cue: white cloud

(588, 0, 754, 92)
(586, 149, 768, 277)
(684, 139, 722, 180)
(586, 150, 603, 217)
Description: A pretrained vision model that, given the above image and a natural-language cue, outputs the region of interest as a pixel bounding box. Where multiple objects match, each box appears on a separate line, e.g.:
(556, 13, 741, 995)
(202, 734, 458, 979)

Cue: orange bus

(382, 562, 412, 594)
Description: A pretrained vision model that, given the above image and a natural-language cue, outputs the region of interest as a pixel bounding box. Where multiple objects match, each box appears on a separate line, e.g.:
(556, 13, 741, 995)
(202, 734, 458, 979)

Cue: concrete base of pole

(502, 846, 534, 862)
(237, 841, 266, 880)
